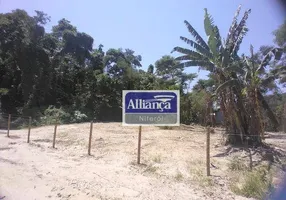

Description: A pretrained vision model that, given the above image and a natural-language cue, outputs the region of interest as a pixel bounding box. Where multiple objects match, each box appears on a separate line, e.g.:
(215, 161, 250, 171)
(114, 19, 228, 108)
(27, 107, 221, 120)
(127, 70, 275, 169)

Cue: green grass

(230, 166, 273, 199)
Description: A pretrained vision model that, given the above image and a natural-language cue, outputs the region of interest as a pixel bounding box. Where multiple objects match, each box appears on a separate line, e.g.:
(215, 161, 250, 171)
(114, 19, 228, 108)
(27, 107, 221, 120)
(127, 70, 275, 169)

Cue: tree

(155, 55, 183, 80)
(217, 45, 283, 139)
(192, 77, 215, 92)
(147, 64, 154, 74)
(172, 5, 277, 145)
(273, 19, 286, 49)
(0, 9, 53, 115)
(272, 20, 286, 84)
(154, 55, 196, 92)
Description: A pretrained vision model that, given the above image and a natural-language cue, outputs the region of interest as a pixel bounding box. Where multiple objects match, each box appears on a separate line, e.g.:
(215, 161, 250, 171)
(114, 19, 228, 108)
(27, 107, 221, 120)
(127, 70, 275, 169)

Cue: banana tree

(243, 46, 283, 132)
(172, 5, 253, 145)
(216, 45, 283, 142)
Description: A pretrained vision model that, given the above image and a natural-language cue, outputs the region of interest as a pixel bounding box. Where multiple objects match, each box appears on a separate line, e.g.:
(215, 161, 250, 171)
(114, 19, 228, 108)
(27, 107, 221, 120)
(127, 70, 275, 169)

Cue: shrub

(231, 166, 273, 199)
(40, 106, 70, 125)
(152, 155, 162, 163)
(228, 156, 248, 171)
(174, 171, 184, 181)
(11, 117, 29, 129)
(70, 110, 88, 123)
(40, 106, 88, 125)
(190, 168, 214, 187)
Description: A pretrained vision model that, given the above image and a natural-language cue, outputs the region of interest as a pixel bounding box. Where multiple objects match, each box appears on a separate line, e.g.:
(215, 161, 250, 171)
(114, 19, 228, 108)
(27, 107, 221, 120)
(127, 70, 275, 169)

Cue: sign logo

(122, 90, 180, 126)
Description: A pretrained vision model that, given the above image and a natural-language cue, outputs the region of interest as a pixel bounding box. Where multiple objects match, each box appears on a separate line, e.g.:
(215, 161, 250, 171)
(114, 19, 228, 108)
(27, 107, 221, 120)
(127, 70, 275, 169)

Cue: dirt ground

(0, 123, 285, 200)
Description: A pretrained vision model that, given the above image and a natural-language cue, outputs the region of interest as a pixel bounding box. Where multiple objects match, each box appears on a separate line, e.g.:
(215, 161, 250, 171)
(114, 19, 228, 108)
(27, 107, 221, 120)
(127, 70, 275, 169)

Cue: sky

(0, 0, 285, 88)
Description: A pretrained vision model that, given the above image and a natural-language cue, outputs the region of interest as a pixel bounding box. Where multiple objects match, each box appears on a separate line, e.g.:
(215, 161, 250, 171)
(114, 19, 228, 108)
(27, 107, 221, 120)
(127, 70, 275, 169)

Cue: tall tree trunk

(257, 90, 279, 131)
(255, 88, 264, 140)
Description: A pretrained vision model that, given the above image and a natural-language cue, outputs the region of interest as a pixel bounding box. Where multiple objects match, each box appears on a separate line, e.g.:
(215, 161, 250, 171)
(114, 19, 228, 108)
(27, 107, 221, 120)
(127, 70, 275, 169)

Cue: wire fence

(0, 113, 284, 177)
(0, 113, 96, 156)
(0, 114, 31, 130)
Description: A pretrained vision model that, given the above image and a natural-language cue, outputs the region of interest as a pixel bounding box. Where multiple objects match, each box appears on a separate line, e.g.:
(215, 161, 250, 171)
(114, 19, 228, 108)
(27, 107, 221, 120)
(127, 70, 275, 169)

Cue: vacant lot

(0, 123, 285, 200)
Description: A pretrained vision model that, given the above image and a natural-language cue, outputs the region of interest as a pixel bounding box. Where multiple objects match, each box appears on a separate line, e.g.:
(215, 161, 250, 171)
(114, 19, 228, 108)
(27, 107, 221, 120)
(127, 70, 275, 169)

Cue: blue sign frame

(122, 90, 180, 126)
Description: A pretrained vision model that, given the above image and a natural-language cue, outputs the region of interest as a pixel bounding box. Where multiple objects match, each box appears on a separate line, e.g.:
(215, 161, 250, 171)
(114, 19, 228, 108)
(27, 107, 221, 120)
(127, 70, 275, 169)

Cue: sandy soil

(0, 123, 285, 200)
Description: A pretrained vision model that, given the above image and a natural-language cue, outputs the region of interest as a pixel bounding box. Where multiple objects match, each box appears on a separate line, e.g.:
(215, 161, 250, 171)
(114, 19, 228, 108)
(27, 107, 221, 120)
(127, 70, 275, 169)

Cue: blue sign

(124, 91, 178, 113)
(122, 90, 180, 126)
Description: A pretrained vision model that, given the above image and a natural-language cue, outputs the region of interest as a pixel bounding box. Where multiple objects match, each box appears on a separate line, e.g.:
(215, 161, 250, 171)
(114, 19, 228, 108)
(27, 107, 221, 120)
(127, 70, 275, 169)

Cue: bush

(70, 110, 88, 123)
(174, 171, 184, 181)
(11, 117, 29, 129)
(40, 106, 70, 125)
(231, 166, 273, 199)
(40, 106, 87, 125)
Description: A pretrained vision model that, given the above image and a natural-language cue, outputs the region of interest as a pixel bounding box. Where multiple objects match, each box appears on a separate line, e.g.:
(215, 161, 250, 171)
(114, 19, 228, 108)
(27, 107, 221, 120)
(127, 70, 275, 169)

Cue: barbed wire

(210, 131, 273, 137)
(217, 134, 268, 137)
(1, 113, 31, 117)
(9, 117, 31, 120)
(1, 114, 31, 119)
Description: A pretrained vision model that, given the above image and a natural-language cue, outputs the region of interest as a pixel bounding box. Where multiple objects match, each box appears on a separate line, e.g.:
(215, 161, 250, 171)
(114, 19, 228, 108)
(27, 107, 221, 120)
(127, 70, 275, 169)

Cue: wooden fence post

(7, 114, 11, 137)
(206, 126, 211, 176)
(27, 117, 31, 143)
(137, 126, 142, 164)
(245, 137, 253, 170)
(52, 119, 58, 148)
(88, 121, 93, 155)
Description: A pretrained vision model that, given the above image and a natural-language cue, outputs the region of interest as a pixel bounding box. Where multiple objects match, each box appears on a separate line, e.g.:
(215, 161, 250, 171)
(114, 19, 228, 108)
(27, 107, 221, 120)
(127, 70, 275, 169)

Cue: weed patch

(230, 166, 273, 199)
(152, 154, 162, 163)
(158, 126, 173, 130)
(190, 168, 214, 187)
(228, 156, 248, 171)
(174, 171, 184, 181)
(144, 165, 159, 174)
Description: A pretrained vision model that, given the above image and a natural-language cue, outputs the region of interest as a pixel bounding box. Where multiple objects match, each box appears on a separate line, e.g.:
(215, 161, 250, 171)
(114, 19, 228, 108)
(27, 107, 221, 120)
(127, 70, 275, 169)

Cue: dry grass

(144, 165, 159, 174)
(228, 156, 248, 171)
(151, 154, 162, 163)
(174, 171, 184, 181)
(191, 168, 214, 187)
(230, 165, 274, 199)
(158, 126, 174, 130)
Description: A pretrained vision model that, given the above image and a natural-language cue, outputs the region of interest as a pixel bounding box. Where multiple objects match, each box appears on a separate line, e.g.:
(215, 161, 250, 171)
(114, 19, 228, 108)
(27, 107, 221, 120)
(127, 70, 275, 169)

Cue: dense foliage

(0, 8, 285, 146)
(0, 9, 198, 124)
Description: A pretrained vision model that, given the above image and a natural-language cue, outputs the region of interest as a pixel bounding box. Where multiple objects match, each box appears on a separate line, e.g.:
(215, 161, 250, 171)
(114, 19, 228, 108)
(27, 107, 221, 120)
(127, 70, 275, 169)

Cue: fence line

(1, 114, 31, 119)
(1, 114, 279, 178)
(218, 134, 270, 137)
